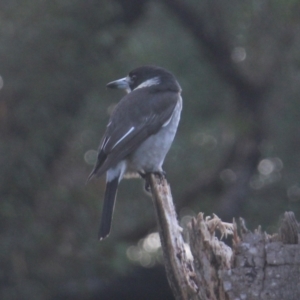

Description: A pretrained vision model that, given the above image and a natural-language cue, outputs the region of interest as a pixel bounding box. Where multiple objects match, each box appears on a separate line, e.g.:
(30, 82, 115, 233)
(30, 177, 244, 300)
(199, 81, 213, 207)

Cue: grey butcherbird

(88, 66, 182, 240)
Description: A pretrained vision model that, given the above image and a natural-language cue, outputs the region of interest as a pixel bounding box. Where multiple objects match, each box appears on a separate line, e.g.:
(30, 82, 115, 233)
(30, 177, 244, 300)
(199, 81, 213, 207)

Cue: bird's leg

(139, 172, 151, 192)
(139, 171, 166, 192)
(139, 172, 145, 179)
(152, 170, 166, 182)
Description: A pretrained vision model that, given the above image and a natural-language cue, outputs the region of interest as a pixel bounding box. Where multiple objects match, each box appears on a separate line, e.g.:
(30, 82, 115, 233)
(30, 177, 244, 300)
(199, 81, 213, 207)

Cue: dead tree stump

(148, 175, 300, 300)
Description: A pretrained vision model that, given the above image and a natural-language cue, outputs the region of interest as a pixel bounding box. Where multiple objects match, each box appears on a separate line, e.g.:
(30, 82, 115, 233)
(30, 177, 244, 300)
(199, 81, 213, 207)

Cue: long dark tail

(98, 176, 119, 240)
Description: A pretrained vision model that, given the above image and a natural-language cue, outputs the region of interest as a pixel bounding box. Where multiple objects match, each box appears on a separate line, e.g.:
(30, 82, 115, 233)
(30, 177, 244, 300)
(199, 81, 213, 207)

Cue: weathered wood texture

(220, 212, 300, 300)
(221, 230, 300, 300)
(147, 174, 198, 300)
(149, 175, 300, 300)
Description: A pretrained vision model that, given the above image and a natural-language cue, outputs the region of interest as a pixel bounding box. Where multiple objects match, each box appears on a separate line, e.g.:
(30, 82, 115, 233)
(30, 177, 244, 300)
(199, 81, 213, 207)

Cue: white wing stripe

(101, 136, 110, 149)
(111, 126, 135, 149)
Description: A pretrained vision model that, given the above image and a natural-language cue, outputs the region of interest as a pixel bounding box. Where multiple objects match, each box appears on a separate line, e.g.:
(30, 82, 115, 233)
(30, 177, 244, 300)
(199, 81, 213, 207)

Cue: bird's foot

(139, 171, 166, 192)
(152, 170, 166, 181)
(139, 172, 150, 192)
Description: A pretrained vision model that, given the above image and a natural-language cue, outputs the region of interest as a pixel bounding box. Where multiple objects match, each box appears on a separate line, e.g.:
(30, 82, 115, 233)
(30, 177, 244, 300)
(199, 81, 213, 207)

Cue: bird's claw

(140, 171, 166, 192)
(153, 171, 166, 181)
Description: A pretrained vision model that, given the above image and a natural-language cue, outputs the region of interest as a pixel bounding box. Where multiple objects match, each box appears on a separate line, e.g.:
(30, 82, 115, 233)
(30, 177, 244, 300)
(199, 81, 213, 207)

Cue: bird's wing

(88, 88, 180, 179)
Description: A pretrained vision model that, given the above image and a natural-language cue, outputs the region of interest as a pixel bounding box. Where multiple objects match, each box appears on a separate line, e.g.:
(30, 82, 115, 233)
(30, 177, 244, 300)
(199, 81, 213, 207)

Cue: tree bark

(147, 174, 198, 300)
(149, 175, 300, 300)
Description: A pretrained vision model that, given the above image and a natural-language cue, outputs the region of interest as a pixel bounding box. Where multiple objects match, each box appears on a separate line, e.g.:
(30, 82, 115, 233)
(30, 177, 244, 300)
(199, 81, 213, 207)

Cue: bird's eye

(131, 74, 137, 81)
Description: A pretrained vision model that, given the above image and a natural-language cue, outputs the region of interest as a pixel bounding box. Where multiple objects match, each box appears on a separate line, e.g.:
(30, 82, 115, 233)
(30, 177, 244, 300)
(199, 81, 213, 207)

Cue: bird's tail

(98, 176, 119, 240)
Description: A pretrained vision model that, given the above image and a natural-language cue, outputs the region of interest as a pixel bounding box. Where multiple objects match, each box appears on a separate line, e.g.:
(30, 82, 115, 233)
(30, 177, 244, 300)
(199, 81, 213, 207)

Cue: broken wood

(148, 175, 300, 300)
(147, 174, 198, 300)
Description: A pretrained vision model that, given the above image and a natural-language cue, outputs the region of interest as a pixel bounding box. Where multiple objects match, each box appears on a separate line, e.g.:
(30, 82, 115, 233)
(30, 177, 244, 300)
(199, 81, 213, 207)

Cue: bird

(87, 65, 182, 240)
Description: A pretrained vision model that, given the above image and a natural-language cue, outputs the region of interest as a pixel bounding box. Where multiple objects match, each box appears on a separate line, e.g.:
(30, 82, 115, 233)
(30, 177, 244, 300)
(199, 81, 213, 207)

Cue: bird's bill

(106, 77, 131, 92)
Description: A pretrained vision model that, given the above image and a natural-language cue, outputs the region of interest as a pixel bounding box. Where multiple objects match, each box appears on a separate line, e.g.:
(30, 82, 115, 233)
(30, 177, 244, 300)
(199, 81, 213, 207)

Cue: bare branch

(147, 174, 198, 300)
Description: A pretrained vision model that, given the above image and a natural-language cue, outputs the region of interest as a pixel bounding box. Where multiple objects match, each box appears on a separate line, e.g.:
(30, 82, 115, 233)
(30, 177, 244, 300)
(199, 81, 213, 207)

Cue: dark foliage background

(1, 0, 300, 299)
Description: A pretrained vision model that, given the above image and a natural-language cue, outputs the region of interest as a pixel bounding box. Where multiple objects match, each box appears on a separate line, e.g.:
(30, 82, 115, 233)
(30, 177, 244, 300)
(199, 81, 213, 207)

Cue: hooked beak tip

(106, 77, 130, 90)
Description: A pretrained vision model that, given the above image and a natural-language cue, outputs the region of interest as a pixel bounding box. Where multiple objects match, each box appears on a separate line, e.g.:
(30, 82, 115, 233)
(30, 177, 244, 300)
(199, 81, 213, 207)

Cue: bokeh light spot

(220, 169, 237, 183)
(258, 159, 274, 175)
(0, 75, 3, 90)
(126, 246, 142, 261)
(143, 233, 161, 253)
(84, 149, 97, 165)
(258, 157, 283, 176)
(192, 132, 218, 150)
(231, 47, 246, 62)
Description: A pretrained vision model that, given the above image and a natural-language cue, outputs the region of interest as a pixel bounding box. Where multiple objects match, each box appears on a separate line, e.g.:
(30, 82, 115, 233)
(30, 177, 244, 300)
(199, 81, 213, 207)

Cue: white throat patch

(133, 77, 160, 91)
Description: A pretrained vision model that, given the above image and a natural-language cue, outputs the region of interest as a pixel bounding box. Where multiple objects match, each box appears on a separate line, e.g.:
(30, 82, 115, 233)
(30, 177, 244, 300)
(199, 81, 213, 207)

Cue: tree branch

(147, 174, 198, 300)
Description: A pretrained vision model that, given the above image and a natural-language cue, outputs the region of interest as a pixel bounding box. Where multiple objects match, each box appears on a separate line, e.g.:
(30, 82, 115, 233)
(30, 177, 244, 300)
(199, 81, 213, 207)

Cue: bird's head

(106, 65, 181, 93)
